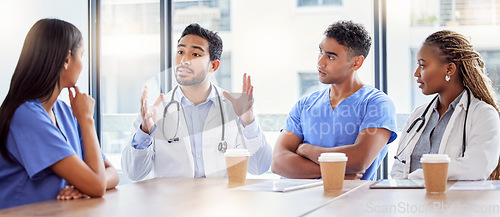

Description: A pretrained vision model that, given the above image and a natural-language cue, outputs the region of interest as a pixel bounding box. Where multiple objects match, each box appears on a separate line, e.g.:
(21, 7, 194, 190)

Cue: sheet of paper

(369, 179, 425, 189)
(448, 181, 500, 191)
(233, 179, 323, 192)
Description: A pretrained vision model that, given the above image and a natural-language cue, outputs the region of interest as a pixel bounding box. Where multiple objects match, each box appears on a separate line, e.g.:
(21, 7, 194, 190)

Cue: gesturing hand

(140, 85, 164, 134)
(223, 73, 255, 127)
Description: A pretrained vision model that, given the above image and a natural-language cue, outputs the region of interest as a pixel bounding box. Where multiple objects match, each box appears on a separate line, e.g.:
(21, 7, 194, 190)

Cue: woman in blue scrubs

(0, 18, 119, 209)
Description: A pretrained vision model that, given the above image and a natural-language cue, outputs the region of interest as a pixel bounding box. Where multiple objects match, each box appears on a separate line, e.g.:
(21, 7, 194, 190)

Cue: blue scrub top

(0, 99, 104, 209)
(284, 85, 397, 180)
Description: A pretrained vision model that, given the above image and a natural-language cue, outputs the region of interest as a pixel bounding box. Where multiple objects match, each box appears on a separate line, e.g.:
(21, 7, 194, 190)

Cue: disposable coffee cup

(224, 149, 250, 184)
(318, 153, 348, 191)
(421, 154, 450, 193)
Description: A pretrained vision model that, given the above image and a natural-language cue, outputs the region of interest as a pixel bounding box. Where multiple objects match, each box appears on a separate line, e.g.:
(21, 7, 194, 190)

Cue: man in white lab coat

(122, 23, 272, 180)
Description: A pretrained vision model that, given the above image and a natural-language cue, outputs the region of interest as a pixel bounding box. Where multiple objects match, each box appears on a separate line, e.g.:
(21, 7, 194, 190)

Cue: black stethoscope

(394, 88, 471, 164)
(161, 84, 228, 153)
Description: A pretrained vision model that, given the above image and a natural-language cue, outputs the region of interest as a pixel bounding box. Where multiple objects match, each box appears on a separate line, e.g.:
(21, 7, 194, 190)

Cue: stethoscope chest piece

(218, 141, 227, 153)
(163, 84, 228, 153)
(167, 137, 179, 143)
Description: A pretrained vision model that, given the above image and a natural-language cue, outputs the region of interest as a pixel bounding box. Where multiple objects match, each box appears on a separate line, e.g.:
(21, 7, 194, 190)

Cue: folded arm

(271, 130, 322, 178)
(104, 158, 119, 189)
(50, 87, 108, 197)
(50, 119, 106, 197)
(295, 128, 392, 174)
(57, 158, 119, 200)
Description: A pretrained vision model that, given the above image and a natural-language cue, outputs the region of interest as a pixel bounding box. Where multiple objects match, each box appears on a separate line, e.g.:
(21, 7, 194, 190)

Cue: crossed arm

(50, 87, 119, 200)
(55, 158, 119, 200)
(271, 128, 391, 179)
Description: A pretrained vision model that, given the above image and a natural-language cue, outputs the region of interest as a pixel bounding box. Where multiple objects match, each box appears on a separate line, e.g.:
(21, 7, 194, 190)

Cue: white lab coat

(121, 86, 272, 181)
(391, 90, 500, 180)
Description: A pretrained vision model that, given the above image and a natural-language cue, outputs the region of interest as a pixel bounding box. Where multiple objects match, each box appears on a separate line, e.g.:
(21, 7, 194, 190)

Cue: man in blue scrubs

(271, 20, 397, 180)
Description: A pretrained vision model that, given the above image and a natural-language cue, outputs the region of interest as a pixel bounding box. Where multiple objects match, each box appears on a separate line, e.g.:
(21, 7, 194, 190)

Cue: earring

(445, 75, 450, 82)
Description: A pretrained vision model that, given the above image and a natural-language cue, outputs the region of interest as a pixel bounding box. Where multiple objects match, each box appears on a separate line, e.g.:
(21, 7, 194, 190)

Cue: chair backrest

(490, 157, 500, 180)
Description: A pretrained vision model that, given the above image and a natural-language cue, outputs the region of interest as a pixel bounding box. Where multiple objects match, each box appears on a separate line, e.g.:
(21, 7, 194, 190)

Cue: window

(173, 0, 230, 31)
(298, 72, 329, 97)
(479, 50, 500, 99)
(297, 0, 342, 7)
(411, 0, 500, 26)
(215, 52, 232, 91)
(100, 0, 161, 175)
(440, 0, 500, 26)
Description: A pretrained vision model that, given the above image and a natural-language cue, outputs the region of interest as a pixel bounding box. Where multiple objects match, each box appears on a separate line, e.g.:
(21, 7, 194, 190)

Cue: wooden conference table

(305, 181, 500, 217)
(0, 178, 498, 217)
(0, 178, 366, 217)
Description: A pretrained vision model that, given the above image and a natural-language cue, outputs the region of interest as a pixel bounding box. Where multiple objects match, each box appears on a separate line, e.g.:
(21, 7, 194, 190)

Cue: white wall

(0, 0, 89, 103)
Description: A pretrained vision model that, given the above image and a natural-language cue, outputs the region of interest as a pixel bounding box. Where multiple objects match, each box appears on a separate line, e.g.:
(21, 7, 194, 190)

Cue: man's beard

(175, 66, 207, 86)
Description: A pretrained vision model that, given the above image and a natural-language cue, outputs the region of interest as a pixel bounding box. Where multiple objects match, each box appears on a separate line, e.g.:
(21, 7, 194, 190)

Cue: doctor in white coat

(391, 30, 500, 181)
(122, 23, 272, 180)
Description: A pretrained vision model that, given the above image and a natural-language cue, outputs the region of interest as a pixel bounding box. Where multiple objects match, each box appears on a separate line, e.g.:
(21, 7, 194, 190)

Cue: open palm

(140, 85, 164, 134)
(223, 73, 255, 126)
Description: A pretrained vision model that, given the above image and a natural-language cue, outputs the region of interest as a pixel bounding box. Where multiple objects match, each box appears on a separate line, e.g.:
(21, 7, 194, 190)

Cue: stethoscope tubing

(394, 88, 471, 164)
(160, 84, 227, 153)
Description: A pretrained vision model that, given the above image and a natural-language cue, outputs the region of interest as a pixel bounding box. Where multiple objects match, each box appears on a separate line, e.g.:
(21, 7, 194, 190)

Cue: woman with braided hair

(391, 30, 500, 180)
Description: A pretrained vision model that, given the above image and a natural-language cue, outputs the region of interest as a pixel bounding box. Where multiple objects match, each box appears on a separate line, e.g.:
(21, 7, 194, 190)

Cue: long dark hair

(0, 18, 82, 162)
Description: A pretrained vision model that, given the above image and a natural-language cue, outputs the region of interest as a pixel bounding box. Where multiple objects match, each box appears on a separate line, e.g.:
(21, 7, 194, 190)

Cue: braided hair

(424, 30, 500, 180)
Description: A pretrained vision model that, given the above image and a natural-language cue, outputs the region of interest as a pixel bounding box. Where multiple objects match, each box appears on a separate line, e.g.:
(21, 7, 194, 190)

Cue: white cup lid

(318, 152, 347, 162)
(420, 154, 450, 163)
(224, 149, 250, 157)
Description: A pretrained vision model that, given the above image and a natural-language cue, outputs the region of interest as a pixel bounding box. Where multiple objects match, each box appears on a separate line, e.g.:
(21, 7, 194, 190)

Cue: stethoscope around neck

(161, 84, 228, 153)
(394, 87, 471, 164)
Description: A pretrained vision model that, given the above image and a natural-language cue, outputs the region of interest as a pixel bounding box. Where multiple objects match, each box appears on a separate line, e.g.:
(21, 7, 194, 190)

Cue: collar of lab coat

(175, 84, 219, 107)
(163, 84, 227, 114)
(432, 89, 465, 112)
(419, 88, 470, 132)
(173, 84, 228, 125)
(436, 88, 471, 153)
(400, 88, 472, 174)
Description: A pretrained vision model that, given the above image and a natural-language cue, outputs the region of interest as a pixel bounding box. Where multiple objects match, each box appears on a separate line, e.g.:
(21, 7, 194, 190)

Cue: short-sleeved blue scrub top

(283, 85, 397, 180)
(0, 99, 104, 209)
